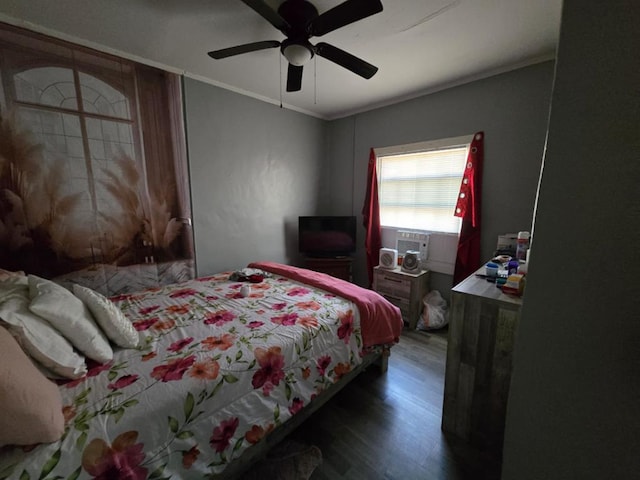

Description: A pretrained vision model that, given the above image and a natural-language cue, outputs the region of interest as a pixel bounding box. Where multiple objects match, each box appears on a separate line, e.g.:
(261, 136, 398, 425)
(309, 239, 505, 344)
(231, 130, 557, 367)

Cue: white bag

(417, 290, 448, 330)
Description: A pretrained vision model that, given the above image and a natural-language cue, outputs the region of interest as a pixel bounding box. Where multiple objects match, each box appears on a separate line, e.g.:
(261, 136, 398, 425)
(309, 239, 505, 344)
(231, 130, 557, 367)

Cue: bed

(0, 261, 403, 480)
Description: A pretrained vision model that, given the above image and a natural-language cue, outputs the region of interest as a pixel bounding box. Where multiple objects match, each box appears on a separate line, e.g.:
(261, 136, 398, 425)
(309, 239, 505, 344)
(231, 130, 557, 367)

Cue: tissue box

(501, 273, 525, 296)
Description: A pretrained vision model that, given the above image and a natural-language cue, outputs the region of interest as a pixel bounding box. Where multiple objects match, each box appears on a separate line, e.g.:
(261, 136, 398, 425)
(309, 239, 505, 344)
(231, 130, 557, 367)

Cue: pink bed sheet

(248, 261, 403, 347)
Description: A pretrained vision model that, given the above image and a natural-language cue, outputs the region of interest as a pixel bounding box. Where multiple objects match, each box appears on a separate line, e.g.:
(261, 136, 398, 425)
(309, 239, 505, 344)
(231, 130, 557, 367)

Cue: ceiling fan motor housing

(277, 0, 318, 36)
(278, 0, 318, 63)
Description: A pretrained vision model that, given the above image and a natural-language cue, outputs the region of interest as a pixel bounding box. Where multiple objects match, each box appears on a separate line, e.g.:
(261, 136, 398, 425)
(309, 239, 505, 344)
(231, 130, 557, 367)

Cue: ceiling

(0, 0, 562, 120)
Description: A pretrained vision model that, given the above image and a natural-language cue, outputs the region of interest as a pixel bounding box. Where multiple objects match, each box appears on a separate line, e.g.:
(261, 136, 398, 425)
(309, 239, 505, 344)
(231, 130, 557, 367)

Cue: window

(7, 52, 139, 217)
(0, 28, 144, 255)
(376, 135, 472, 234)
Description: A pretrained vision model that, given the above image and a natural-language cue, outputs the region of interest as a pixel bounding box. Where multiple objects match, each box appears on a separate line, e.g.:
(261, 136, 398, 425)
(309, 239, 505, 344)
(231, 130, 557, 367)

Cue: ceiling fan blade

(240, 0, 291, 32)
(286, 64, 303, 92)
(208, 40, 281, 59)
(315, 42, 378, 79)
(309, 0, 383, 37)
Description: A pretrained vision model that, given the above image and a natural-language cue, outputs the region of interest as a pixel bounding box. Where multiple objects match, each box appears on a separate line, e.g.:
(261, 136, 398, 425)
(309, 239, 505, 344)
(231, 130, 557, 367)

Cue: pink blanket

(248, 261, 403, 347)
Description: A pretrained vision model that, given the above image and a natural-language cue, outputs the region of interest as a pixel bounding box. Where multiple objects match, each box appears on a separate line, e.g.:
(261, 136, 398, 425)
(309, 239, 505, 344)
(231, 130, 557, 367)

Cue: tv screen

(298, 216, 356, 257)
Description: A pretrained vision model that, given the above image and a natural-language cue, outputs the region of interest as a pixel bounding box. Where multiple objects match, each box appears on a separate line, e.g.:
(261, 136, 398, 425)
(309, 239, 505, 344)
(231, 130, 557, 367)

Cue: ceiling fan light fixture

(208, 0, 384, 90)
(283, 43, 313, 66)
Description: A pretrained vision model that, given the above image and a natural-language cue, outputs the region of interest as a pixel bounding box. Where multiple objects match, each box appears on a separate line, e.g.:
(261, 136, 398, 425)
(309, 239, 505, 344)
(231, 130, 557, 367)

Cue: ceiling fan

(208, 0, 383, 92)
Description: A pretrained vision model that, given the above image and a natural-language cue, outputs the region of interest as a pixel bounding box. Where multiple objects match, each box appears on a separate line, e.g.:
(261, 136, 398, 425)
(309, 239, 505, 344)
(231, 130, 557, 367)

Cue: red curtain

(362, 148, 382, 288)
(453, 132, 484, 285)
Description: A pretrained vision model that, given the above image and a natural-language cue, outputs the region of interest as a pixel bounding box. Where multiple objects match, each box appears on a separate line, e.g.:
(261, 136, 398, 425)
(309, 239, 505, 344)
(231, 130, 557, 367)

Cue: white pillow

(0, 282, 87, 379)
(72, 284, 139, 348)
(28, 275, 113, 363)
(0, 274, 29, 302)
(0, 268, 25, 281)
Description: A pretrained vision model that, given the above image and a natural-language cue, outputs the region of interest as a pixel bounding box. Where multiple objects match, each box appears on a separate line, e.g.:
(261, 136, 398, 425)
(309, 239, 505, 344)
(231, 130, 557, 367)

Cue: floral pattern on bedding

(0, 272, 366, 480)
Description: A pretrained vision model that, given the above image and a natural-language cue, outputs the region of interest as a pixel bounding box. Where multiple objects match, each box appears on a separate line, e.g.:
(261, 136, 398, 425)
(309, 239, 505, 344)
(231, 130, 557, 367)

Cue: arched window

(10, 60, 140, 216)
(0, 23, 193, 287)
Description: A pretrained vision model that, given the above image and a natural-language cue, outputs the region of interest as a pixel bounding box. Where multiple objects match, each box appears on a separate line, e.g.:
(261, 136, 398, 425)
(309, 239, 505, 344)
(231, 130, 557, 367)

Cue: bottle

(516, 231, 530, 261)
(508, 260, 519, 275)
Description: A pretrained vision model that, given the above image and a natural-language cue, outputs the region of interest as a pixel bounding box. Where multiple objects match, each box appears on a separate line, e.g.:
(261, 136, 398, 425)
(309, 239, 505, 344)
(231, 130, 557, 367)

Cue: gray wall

(502, 1, 640, 478)
(184, 78, 326, 276)
(325, 62, 556, 291)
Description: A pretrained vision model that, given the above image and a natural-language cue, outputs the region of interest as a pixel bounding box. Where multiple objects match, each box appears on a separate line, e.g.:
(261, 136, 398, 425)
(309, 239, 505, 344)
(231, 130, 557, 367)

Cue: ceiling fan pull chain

(314, 54, 317, 105)
(279, 53, 283, 108)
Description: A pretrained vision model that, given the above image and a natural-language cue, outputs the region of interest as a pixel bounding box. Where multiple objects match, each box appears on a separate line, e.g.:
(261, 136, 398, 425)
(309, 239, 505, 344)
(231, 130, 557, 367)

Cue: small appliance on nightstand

(379, 248, 398, 269)
(401, 250, 420, 272)
(372, 266, 429, 330)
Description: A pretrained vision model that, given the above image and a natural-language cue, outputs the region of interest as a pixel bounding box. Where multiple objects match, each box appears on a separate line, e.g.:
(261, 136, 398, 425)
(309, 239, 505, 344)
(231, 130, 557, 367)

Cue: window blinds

(377, 146, 469, 233)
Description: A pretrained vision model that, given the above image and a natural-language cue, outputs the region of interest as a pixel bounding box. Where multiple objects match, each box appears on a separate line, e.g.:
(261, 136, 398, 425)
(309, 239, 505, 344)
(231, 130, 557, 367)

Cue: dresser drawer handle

(382, 293, 403, 302)
(383, 276, 403, 283)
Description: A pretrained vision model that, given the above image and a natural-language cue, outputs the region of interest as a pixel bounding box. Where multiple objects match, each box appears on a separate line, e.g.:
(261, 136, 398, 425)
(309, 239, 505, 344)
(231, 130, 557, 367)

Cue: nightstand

(372, 266, 430, 329)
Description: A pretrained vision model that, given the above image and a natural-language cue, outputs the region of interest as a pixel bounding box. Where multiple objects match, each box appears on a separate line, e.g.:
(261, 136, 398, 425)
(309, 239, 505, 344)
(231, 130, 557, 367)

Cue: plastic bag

(417, 290, 448, 330)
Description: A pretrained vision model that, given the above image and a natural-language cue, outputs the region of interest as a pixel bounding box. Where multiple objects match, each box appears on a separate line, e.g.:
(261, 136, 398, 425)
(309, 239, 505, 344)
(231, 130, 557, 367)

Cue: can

(516, 231, 530, 261)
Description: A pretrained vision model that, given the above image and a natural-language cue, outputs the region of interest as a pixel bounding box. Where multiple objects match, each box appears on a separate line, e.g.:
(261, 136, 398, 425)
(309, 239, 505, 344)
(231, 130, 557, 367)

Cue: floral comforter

(0, 269, 372, 480)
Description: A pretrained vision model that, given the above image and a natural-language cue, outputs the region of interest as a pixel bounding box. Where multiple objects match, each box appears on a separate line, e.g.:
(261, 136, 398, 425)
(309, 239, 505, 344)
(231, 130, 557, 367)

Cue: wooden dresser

(372, 266, 430, 330)
(441, 267, 522, 454)
(303, 257, 352, 281)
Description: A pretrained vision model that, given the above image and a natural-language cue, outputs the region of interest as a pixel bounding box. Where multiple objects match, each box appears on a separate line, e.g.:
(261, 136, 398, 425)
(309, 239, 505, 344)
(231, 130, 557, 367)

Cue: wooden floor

(289, 328, 502, 480)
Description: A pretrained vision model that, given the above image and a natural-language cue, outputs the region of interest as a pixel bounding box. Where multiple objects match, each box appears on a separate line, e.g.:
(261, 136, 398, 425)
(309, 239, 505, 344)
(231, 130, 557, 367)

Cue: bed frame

(220, 347, 390, 479)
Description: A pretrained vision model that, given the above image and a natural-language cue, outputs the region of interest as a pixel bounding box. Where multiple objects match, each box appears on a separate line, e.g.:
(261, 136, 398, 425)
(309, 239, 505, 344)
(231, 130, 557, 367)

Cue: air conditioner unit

(379, 248, 398, 269)
(396, 230, 429, 267)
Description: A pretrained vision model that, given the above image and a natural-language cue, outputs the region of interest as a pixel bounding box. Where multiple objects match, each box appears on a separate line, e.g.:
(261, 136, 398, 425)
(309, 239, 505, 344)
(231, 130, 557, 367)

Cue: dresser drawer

(379, 294, 411, 320)
(374, 272, 411, 298)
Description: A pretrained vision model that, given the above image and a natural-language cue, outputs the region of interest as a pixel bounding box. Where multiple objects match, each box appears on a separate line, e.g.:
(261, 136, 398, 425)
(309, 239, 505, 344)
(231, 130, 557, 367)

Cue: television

(298, 216, 357, 257)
